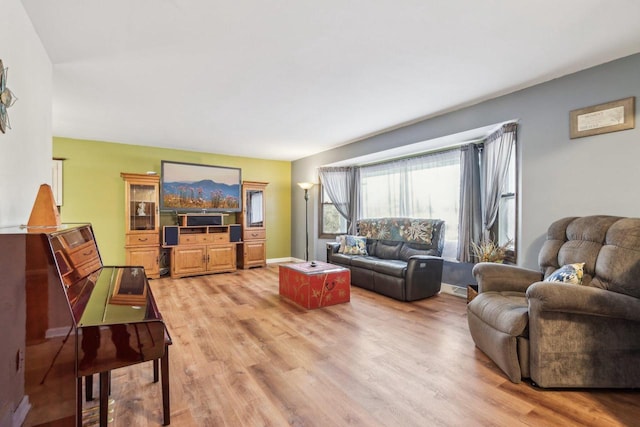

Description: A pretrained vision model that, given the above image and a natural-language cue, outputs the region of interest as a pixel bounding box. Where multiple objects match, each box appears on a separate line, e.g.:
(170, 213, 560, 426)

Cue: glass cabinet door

(122, 173, 160, 234)
(246, 189, 264, 228)
(239, 181, 268, 269)
(129, 183, 157, 231)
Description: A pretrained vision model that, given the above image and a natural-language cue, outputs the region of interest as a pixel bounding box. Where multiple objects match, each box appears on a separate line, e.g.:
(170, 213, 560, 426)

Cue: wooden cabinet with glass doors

(237, 181, 268, 269)
(121, 172, 160, 278)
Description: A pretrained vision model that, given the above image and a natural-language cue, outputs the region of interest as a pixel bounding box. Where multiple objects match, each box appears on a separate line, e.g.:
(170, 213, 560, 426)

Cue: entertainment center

(164, 219, 239, 278)
(122, 167, 268, 280)
(161, 213, 241, 278)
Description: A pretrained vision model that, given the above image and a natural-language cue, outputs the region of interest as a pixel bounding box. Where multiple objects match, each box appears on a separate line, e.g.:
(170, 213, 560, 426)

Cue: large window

(496, 145, 516, 258)
(320, 187, 348, 237)
(319, 123, 518, 263)
(359, 149, 460, 244)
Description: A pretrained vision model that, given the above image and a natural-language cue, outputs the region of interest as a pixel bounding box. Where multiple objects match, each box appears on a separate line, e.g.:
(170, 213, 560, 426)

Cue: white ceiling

(21, 0, 640, 161)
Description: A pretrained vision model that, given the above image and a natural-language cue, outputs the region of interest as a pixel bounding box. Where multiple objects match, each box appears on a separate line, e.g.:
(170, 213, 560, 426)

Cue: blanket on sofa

(357, 217, 439, 244)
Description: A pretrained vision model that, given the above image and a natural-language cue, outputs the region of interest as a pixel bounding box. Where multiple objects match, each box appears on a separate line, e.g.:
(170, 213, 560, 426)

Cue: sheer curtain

(481, 122, 517, 240)
(360, 149, 460, 243)
(250, 191, 263, 223)
(318, 167, 360, 234)
(458, 144, 482, 262)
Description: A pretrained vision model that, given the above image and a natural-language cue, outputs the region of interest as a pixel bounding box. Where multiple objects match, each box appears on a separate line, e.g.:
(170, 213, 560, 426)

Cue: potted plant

(467, 237, 512, 303)
(470, 238, 512, 263)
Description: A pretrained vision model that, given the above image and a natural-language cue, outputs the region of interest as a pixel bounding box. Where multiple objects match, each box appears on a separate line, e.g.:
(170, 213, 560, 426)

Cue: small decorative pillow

(544, 263, 585, 285)
(343, 235, 368, 255)
(336, 235, 347, 253)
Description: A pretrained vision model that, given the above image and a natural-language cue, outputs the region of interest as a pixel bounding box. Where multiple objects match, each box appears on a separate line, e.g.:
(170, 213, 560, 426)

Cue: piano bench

(84, 333, 172, 426)
(157, 332, 172, 425)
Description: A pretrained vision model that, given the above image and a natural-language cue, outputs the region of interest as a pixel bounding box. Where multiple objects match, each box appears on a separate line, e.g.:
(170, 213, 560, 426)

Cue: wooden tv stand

(166, 225, 239, 278)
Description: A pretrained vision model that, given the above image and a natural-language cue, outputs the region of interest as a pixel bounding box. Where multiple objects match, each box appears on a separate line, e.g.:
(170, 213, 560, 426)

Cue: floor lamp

(297, 182, 314, 261)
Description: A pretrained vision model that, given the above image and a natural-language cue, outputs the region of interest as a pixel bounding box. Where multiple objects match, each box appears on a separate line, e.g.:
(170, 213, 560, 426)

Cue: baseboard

(267, 257, 298, 265)
(441, 282, 467, 299)
(12, 396, 30, 427)
(45, 326, 72, 339)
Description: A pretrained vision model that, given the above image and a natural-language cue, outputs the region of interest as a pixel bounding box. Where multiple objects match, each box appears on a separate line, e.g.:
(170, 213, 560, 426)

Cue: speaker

(163, 226, 179, 246)
(180, 214, 222, 226)
(229, 224, 242, 242)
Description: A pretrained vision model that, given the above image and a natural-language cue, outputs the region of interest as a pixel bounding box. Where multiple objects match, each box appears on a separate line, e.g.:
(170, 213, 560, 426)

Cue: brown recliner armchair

(467, 215, 640, 387)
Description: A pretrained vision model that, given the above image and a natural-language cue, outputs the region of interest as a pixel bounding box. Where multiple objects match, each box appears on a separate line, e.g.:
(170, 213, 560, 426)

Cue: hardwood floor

(99, 265, 640, 426)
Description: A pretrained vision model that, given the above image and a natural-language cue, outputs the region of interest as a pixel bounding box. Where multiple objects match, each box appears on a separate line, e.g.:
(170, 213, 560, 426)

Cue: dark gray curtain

(458, 144, 482, 262)
(481, 122, 517, 240)
(318, 166, 360, 234)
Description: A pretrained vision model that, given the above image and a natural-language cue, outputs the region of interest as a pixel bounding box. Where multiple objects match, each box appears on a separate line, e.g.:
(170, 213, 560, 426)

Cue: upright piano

(0, 223, 169, 426)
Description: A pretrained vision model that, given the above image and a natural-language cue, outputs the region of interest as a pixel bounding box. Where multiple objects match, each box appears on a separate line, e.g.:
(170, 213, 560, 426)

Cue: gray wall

(292, 53, 640, 270)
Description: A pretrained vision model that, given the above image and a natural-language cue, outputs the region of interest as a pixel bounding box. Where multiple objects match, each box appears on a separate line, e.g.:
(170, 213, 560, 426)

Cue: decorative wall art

(0, 59, 18, 133)
(570, 97, 635, 139)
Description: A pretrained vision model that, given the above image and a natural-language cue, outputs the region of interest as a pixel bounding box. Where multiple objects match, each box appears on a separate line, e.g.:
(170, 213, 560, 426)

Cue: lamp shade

(297, 182, 314, 190)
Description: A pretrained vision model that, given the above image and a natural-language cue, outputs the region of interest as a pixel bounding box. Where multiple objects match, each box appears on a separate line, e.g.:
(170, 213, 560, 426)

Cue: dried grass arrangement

(470, 238, 512, 263)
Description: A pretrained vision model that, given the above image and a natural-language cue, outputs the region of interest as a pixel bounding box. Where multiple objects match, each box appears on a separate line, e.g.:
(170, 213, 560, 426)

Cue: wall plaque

(570, 97, 635, 139)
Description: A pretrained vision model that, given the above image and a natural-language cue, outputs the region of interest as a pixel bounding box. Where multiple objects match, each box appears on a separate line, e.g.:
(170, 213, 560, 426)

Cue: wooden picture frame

(52, 158, 64, 206)
(570, 97, 635, 139)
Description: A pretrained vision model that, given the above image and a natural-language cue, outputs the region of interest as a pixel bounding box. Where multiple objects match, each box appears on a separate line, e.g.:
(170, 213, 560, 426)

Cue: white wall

(0, 0, 52, 227)
(0, 1, 51, 425)
(292, 53, 640, 269)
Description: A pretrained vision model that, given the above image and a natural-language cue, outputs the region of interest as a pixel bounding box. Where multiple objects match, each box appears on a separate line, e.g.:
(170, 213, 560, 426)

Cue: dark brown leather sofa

(326, 218, 445, 301)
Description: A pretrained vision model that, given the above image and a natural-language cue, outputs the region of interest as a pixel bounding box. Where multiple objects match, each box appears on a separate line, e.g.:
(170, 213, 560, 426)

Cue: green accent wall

(53, 137, 291, 265)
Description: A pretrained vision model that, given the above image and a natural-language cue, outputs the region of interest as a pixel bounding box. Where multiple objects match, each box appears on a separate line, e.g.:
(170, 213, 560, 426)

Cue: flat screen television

(160, 160, 242, 213)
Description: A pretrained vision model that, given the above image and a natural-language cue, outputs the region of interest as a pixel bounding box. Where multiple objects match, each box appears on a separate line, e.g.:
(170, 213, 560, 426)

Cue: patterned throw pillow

(343, 235, 368, 255)
(544, 263, 585, 285)
(337, 235, 347, 253)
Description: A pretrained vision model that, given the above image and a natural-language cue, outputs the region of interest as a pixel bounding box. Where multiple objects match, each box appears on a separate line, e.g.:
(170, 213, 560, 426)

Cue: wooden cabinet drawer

(67, 240, 99, 267)
(212, 233, 229, 243)
(126, 233, 159, 246)
(179, 234, 199, 245)
(180, 232, 229, 244)
(244, 229, 265, 241)
(74, 257, 102, 278)
(196, 234, 214, 243)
